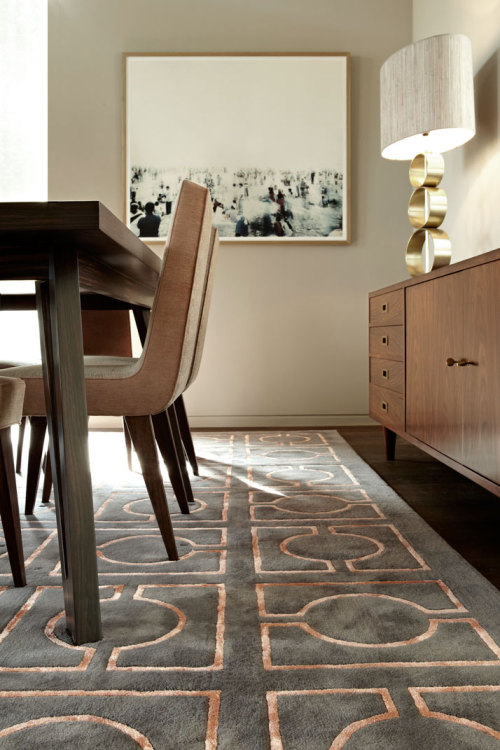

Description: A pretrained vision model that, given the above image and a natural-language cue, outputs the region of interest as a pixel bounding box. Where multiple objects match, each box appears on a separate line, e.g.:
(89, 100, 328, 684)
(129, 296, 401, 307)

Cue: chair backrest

(81, 228, 218, 374)
(82, 310, 133, 357)
(186, 226, 219, 388)
(134, 180, 214, 412)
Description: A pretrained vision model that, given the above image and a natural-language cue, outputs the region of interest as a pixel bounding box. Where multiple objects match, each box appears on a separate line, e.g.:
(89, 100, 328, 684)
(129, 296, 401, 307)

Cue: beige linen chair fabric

(7, 180, 216, 560)
(0, 376, 26, 586)
(2, 222, 220, 514)
(0, 376, 25, 430)
(187, 226, 219, 389)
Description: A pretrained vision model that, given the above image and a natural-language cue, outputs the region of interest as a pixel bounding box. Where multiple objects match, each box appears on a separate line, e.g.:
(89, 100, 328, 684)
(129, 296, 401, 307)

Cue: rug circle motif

(276, 494, 354, 513)
(97, 535, 193, 564)
(303, 594, 431, 646)
(0, 716, 151, 748)
(285, 532, 379, 563)
(342, 714, 500, 749)
(52, 598, 182, 648)
(264, 468, 337, 484)
(255, 448, 325, 461)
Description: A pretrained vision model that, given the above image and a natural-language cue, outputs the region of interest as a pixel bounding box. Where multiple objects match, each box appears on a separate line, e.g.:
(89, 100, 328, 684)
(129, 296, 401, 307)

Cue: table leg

(36, 250, 101, 645)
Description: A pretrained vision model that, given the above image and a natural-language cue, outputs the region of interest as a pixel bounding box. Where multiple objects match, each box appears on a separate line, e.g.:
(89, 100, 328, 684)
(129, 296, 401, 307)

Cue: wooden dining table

(0, 201, 161, 644)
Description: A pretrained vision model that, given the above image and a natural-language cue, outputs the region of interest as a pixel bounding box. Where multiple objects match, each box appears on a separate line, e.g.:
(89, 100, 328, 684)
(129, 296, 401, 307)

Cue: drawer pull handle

(382, 303, 388, 312)
(446, 357, 478, 367)
(381, 401, 388, 412)
(381, 335, 388, 346)
(382, 369, 388, 379)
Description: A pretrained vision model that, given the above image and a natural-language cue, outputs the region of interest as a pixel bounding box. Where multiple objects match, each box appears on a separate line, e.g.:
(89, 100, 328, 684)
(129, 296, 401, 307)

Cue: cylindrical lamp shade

(380, 34, 475, 160)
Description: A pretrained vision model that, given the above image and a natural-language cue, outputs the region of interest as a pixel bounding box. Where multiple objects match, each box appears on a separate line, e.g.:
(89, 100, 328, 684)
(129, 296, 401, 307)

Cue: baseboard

(88, 414, 376, 431)
(187, 414, 376, 429)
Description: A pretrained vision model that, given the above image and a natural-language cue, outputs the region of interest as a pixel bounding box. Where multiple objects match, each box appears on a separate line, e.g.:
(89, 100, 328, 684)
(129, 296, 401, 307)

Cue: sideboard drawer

(369, 289, 404, 326)
(370, 357, 404, 394)
(369, 326, 404, 361)
(369, 384, 404, 430)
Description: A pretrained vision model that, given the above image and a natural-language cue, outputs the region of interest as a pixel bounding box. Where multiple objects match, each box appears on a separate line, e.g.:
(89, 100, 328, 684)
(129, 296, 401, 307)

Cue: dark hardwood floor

(337, 425, 500, 591)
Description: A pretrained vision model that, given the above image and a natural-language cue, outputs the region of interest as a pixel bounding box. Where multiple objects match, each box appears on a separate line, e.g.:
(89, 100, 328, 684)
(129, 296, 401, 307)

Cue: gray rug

(0, 430, 499, 748)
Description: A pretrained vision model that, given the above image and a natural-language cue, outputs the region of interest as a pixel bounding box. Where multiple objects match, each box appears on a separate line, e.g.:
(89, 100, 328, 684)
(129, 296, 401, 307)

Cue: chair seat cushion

(0, 376, 26, 430)
(5, 357, 142, 417)
(1, 356, 138, 377)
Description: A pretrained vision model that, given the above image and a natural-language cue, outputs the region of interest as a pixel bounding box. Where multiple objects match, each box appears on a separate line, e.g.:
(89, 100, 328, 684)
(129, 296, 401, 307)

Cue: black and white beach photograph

(125, 54, 350, 243)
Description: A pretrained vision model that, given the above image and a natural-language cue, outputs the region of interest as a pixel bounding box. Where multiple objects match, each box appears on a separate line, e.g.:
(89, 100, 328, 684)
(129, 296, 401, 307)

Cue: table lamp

(380, 33, 475, 276)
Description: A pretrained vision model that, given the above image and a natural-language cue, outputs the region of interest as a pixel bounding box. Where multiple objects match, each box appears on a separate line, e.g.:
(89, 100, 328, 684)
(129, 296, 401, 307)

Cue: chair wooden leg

(0, 427, 26, 586)
(15, 416, 26, 475)
(123, 417, 133, 471)
(174, 396, 199, 476)
(124, 416, 178, 561)
(25, 417, 47, 515)
(41, 451, 52, 503)
(152, 411, 191, 514)
(167, 404, 196, 504)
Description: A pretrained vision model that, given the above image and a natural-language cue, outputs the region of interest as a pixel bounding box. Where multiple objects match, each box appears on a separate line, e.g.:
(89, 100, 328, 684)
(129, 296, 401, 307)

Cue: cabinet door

(406, 273, 464, 462)
(462, 261, 500, 483)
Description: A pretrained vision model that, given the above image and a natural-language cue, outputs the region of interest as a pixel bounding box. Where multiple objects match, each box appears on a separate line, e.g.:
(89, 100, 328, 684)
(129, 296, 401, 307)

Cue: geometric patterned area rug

(0, 430, 499, 748)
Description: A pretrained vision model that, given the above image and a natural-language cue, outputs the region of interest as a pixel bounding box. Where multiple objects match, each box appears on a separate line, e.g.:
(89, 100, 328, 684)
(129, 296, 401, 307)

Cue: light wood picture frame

(123, 53, 350, 244)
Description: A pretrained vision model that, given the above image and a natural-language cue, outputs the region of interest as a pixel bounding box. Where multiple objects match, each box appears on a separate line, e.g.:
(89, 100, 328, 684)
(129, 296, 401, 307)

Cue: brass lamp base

(406, 153, 452, 277)
(406, 228, 452, 276)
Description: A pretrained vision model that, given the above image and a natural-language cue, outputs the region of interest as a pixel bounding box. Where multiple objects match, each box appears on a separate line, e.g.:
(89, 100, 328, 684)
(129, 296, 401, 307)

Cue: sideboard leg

(383, 427, 397, 461)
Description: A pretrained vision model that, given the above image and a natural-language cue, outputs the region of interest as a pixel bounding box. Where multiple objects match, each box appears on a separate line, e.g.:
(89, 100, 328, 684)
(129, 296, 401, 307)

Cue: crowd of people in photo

(129, 166, 343, 239)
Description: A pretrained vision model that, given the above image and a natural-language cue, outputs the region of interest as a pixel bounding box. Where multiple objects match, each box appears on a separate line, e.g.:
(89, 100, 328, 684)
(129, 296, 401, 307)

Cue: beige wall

(48, 0, 412, 427)
(413, 0, 500, 263)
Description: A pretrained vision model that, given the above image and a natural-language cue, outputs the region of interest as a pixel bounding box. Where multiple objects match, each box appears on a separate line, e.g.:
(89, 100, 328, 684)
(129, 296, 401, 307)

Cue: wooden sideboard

(369, 247, 500, 497)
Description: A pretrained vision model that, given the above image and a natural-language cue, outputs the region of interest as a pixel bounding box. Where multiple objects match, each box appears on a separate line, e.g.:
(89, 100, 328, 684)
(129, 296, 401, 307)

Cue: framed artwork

(123, 53, 350, 244)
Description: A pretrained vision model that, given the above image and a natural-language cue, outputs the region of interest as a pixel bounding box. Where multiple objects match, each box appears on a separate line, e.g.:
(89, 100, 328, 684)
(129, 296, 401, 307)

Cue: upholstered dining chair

(15, 223, 219, 515)
(22, 310, 192, 514)
(0, 376, 26, 586)
(131, 224, 219, 479)
(5, 180, 217, 562)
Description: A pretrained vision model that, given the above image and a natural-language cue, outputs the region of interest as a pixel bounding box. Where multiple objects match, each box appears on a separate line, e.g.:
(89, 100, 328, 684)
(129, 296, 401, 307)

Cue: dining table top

(0, 200, 162, 307)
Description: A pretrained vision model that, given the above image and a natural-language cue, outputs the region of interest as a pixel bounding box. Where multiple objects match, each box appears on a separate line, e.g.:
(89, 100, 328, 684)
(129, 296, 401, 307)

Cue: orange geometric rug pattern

(0, 431, 499, 748)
